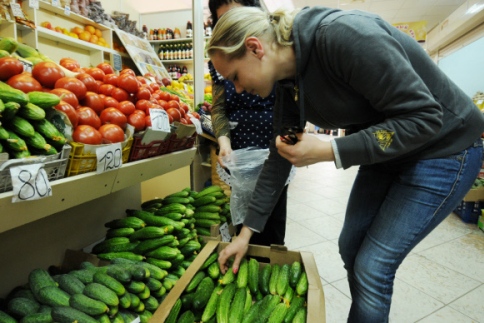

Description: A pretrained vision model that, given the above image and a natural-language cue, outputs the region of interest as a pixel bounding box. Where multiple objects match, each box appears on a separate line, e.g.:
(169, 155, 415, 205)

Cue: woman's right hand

(217, 136, 233, 167)
(218, 226, 253, 274)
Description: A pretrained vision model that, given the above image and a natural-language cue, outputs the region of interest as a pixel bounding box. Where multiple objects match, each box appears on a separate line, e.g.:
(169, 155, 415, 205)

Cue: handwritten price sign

(96, 143, 123, 174)
(149, 109, 171, 132)
(10, 164, 52, 202)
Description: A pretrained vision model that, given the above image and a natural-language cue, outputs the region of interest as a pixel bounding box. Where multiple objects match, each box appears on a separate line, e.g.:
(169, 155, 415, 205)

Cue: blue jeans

(338, 139, 483, 323)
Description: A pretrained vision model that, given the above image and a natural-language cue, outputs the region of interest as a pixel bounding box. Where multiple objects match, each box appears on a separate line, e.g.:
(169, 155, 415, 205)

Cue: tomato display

(76, 73, 98, 93)
(96, 62, 115, 75)
(103, 96, 119, 109)
(72, 124, 103, 145)
(55, 77, 87, 100)
(98, 84, 115, 96)
(128, 112, 146, 132)
(86, 67, 105, 81)
(136, 86, 152, 101)
(0, 57, 24, 81)
(81, 92, 104, 114)
(54, 101, 79, 128)
(111, 87, 129, 102)
(166, 108, 181, 123)
(76, 106, 102, 129)
(100, 107, 127, 129)
(167, 100, 180, 111)
(50, 88, 79, 108)
(98, 124, 125, 143)
(103, 74, 118, 86)
(135, 99, 151, 113)
(117, 100, 136, 116)
(31, 61, 65, 88)
(157, 90, 171, 102)
(7, 72, 42, 93)
(60, 58, 80, 71)
(117, 73, 139, 94)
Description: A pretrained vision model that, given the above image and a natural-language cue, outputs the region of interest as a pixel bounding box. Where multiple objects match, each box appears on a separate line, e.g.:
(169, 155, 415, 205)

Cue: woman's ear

(245, 37, 264, 58)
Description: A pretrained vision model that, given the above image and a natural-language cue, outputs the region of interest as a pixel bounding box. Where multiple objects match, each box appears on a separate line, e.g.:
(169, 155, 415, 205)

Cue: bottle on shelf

(174, 28, 181, 39)
(142, 25, 148, 39)
(157, 44, 164, 60)
(186, 21, 193, 38)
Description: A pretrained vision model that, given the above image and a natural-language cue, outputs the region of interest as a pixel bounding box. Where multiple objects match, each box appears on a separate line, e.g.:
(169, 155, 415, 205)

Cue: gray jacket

(243, 6, 484, 232)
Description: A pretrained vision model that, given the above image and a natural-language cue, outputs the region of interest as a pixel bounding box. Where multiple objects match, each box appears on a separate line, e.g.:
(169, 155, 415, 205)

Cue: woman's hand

(217, 136, 233, 167)
(218, 226, 253, 274)
(276, 133, 335, 166)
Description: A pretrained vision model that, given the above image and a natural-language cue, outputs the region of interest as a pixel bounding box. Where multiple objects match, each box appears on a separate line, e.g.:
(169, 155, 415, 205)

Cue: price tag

(219, 222, 232, 242)
(112, 53, 122, 71)
(131, 317, 141, 323)
(10, 2, 25, 19)
(10, 164, 52, 202)
(29, 0, 39, 9)
(64, 5, 70, 15)
(149, 109, 171, 132)
(51, 0, 60, 6)
(190, 117, 202, 134)
(96, 143, 123, 174)
(19, 59, 33, 73)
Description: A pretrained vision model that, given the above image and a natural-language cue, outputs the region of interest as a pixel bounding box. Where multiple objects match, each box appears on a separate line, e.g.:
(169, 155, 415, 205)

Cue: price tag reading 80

(10, 164, 52, 203)
(149, 108, 171, 132)
(96, 143, 123, 174)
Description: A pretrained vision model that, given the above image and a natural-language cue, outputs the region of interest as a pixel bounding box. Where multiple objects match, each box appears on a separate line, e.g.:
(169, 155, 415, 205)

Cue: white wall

(99, 0, 141, 28)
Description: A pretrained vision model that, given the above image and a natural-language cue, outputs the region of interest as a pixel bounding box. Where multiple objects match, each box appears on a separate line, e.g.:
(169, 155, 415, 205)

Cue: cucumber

(0, 81, 28, 105)
(139, 310, 152, 323)
(4, 129, 28, 151)
(126, 280, 145, 294)
(24, 131, 51, 152)
(19, 311, 53, 323)
(283, 295, 305, 323)
(269, 264, 280, 295)
(179, 240, 201, 256)
(195, 204, 221, 213)
(37, 286, 70, 307)
(132, 235, 176, 255)
(10, 116, 35, 138)
(140, 197, 164, 209)
(241, 298, 264, 323)
(92, 237, 131, 254)
(296, 272, 308, 296)
(276, 264, 290, 296)
(254, 294, 281, 323)
(180, 292, 195, 310)
(259, 265, 272, 296)
(268, 302, 288, 323)
(283, 286, 294, 305)
(236, 259, 249, 289)
(0, 125, 9, 140)
(0, 310, 16, 323)
(18, 103, 46, 120)
(292, 307, 307, 323)
(244, 287, 252, 313)
(28, 268, 57, 300)
(207, 262, 220, 280)
(31, 119, 66, 145)
(200, 252, 218, 270)
(97, 251, 144, 262)
(289, 261, 302, 288)
(119, 293, 131, 309)
(7, 297, 40, 317)
(145, 257, 172, 270)
(2, 101, 20, 121)
(69, 293, 108, 316)
(142, 295, 159, 312)
(127, 209, 184, 230)
(69, 269, 95, 284)
(216, 283, 237, 323)
(195, 185, 223, 199)
(165, 298, 182, 323)
(106, 266, 131, 284)
(51, 306, 98, 323)
(185, 271, 206, 293)
(162, 196, 190, 205)
(129, 226, 173, 241)
(56, 274, 85, 296)
(177, 310, 195, 323)
(0, 37, 18, 53)
(27, 91, 60, 109)
(105, 227, 135, 238)
(192, 196, 217, 207)
(228, 287, 247, 323)
(194, 212, 221, 221)
(164, 190, 190, 198)
(162, 212, 184, 221)
(104, 217, 145, 229)
(192, 276, 215, 310)
(83, 282, 119, 307)
(15, 42, 39, 58)
(93, 272, 126, 296)
(195, 218, 220, 228)
(145, 245, 180, 260)
(248, 258, 260, 295)
(154, 203, 187, 215)
(219, 267, 235, 285)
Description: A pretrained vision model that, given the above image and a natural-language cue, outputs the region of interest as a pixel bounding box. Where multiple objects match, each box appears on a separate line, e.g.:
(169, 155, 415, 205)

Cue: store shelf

(149, 37, 209, 44)
(0, 147, 196, 234)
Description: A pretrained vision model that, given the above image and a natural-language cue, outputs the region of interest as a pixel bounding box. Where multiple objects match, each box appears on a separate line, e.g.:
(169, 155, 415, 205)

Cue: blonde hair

(206, 6, 300, 60)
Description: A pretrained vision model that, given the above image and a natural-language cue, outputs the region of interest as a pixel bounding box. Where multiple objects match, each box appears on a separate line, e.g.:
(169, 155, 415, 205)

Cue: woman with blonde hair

(208, 6, 484, 322)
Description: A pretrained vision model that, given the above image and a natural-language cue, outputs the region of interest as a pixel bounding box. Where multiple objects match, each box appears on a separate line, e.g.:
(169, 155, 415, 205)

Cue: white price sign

(190, 117, 202, 134)
(29, 0, 39, 9)
(10, 3, 25, 19)
(96, 143, 123, 174)
(64, 5, 70, 15)
(51, 0, 60, 6)
(219, 222, 232, 242)
(149, 108, 171, 132)
(10, 164, 52, 202)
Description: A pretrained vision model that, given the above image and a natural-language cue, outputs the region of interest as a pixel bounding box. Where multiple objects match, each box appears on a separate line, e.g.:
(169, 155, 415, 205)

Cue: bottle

(186, 21, 193, 38)
(153, 28, 159, 41)
(149, 29, 154, 40)
(158, 44, 164, 60)
(174, 28, 181, 39)
(142, 25, 148, 39)
(163, 45, 169, 60)
(182, 65, 188, 76)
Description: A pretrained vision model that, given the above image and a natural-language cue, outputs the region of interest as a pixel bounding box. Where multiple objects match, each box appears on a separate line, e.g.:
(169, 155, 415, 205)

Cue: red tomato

(128, 112, 146, 132)
(81, 92, 104, 114)
(179, 102, 189, 114)
(136, 86, 152, 101)
(167, 100, 180, 110)
(98, 124, 125, 143)
(55, 77, 87, 100)
(136, 76, 147, 85)
(96, 62, 115, 75)
(149, 83, 160, 92)
(120, 68, 136, 77)
(54, 100, 78, 127)
(98, 84, 115, 96)
(7, 72, 42, 93)
(157, 99, 168, 110)
(31, 61, 65, 88)
(76, 106, 102, 129)
(59, 58, 80, 71)
(151, 92, 160, 100)
(180, 117, 188, 125)
(117, 73, 139, 93)
(72, 124, 102, 144)
(100, 107, 128, 129)
(170, 94, 180, 102)
(50, 88, 79, 108)
(0, 57, 24, 81)
(158, 90, 171, 102)
(86, 67, 105, 81)
(76, 73, 98, 93)
(188, 111, 200, 120)
(133, 109, 146, 117)
(103, 96, 119, 109)
(166, 108, 181, 122)
(135, 99, 151, 113)
(111, 87, 129, 102)
(117, 100, 136, 116)
(103, 73, 118, 86)
(145, 115, 152, 127)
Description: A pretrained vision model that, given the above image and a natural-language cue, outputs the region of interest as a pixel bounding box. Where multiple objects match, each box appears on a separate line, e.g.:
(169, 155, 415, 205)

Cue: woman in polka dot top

(208, 0, 288, 246)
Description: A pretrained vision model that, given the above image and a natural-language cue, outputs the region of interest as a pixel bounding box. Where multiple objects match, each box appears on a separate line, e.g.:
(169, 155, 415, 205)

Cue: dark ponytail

(209, 0, 262, 27)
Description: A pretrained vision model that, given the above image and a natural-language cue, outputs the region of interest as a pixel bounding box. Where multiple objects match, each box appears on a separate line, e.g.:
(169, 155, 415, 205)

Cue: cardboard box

(151, 240, 326, 322)
(463, 187, 484, 202)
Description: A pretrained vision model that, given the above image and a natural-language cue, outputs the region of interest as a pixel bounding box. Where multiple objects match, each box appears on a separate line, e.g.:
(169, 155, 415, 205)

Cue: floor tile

(299, 215, 343, 240)
(448, 284, 484, 322)
(417, 306, 480, 323)
(322, 284, 352, 323)
(285, 221, 327, 249)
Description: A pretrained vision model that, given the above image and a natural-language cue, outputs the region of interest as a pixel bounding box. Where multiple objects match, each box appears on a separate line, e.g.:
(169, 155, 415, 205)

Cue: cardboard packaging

(151, 240, 326, 322)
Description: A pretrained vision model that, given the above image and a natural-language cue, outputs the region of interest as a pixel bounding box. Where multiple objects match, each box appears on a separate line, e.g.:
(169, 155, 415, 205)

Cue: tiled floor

(285, 133, 484, 323)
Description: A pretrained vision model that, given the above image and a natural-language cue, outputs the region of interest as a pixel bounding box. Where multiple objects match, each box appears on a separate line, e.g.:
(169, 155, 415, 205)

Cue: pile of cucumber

(191, 185, 232, 236)
(166, 251, 308, 323)
(0, 81, 66, 158)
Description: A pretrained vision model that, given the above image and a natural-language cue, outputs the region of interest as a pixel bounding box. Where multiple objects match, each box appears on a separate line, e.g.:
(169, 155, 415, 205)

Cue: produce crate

(151, 240, 326, 322)
(128, 132, 170, 162)
(66, 137, 133, 177)
(167, 133, 197, 153)
(453, 200, 483, 224)
(0, 145, 71, 193)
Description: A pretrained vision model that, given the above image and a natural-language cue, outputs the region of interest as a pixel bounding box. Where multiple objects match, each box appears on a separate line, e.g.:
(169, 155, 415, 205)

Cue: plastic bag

(221, 147, 269, 225)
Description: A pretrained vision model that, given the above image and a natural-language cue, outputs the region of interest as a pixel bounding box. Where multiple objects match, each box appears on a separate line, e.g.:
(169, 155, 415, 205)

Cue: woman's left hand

(276, 133, 335, 166)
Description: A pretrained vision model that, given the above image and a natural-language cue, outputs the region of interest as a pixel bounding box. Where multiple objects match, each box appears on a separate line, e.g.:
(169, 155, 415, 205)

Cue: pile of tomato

(0, 56, 200, 145)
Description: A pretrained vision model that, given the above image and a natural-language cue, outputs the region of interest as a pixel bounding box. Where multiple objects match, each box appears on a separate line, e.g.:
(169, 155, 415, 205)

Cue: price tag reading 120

(10, 164, 52, 202)
(150, 108, 171, 132)
(96, 143, 123, 174)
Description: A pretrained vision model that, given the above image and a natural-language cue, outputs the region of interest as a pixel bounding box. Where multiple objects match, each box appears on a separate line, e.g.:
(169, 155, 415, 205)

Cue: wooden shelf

(0, 148, 196, 234)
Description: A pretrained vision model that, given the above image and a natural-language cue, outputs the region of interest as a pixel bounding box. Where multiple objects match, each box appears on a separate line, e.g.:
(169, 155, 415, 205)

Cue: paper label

(96, 143, 123, 174)
(219, 222, 232, 242)
(11, 164, 52, 202)
(64, 5, 70, 15)
(149, 109, 171, 132)
(29, 0, 39, 9)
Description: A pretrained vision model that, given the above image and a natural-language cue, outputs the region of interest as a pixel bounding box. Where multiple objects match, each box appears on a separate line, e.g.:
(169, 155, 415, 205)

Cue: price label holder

(10, 164, 52, 202)
(10, 2, 26, 19)
(112, 53, 122, 72)
(51, 0, 60, 7)
(219, 222, 232, 242)
(149, 108, 171, 132)
(190, 117, 202, 134)
(64, 5, 70, 15)
(96, 143, 123, 174)
(29, 0, 39, 9)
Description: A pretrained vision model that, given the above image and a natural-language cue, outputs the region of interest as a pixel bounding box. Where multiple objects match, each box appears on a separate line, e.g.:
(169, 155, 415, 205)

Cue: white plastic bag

(221, 147, 269, 225)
